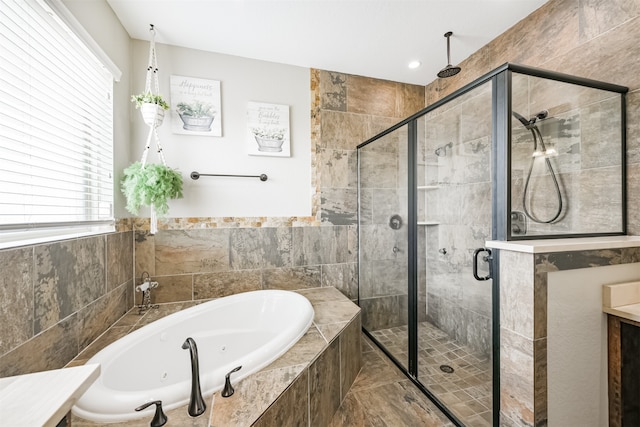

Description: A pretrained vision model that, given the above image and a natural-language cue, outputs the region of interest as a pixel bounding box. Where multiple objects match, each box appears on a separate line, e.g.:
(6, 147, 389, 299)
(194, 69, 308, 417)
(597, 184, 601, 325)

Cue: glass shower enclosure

(357, 63, 627, 427)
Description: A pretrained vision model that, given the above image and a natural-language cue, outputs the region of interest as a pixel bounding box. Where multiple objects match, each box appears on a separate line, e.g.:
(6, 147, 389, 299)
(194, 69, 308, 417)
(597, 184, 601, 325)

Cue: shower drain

(439, 364, 455, 374)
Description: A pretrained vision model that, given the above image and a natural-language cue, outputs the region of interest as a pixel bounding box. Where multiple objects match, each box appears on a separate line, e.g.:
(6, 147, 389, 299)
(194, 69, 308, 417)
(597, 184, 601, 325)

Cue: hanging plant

(123, 25, 182, 232)
(121, 162, 183, 216)
(130, 92, 170, 110)
(131, 92, 170, 127)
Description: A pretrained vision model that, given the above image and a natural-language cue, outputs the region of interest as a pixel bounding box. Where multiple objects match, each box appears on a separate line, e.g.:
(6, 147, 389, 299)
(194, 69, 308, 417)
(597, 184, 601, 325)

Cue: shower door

(357, 79, 495, 427)
(416, 80, 495, 427)
(358, 123, 410, 370)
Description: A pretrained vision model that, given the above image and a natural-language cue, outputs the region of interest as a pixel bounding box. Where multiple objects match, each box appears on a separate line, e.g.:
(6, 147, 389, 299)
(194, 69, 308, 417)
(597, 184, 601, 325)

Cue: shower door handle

(473, 248, 493, 281)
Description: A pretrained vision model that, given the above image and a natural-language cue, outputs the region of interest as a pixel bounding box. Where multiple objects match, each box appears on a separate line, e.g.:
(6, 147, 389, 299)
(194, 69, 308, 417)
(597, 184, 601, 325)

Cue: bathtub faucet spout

(182, 337, 206, 417)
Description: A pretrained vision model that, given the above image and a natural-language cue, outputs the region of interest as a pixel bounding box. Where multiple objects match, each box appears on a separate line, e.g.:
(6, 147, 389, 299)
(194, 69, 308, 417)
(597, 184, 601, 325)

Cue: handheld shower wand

(513, 110, 564, 224)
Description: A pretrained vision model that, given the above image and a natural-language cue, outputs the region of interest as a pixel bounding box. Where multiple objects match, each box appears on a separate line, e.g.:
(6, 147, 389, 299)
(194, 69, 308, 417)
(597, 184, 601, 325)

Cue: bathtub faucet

(182, 337, 206, 417)
(136, 271, 159, 315)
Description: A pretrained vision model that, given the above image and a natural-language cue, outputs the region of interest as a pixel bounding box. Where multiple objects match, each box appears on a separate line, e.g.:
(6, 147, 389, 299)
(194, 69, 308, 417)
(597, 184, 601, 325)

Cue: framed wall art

(246, 101, 290, 157)
(170, 75, 221, 136)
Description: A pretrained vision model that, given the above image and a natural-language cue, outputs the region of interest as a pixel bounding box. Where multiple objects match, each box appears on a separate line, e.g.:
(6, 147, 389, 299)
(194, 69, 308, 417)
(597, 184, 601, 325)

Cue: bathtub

(72, 290, 314, 423)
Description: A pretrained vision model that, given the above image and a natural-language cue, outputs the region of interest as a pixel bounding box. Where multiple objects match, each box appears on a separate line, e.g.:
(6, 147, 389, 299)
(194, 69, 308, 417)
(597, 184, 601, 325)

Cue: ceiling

(106, 0, 548, 86)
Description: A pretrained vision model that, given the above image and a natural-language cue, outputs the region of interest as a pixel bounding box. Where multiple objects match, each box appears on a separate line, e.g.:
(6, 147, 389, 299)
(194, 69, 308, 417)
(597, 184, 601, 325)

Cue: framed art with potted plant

(170, 75, 221, 136)
(246, 101, 290, 157)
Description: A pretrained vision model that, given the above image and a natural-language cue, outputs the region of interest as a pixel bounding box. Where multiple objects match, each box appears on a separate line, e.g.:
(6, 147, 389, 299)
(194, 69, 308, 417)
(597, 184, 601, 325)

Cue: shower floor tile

(370, 321, 492, 427)
(329, 334, 454, 427)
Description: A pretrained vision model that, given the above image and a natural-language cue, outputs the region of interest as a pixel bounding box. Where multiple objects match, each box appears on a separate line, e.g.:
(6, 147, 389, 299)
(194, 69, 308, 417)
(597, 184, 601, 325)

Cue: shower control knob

(389, 214, 403, 230)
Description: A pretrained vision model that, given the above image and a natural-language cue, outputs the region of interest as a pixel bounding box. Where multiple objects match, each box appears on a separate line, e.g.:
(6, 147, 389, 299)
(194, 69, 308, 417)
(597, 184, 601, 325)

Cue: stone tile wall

(133, 224, 358, 303)
(315, 70, 424, 330)
(425, 0, 640, 237)
(0, 229, 134, 377)
(318, 70, 424, 226)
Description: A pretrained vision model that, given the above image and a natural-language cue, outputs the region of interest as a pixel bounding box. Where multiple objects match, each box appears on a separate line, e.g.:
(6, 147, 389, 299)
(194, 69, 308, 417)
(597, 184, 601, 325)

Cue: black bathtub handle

(135, 400, 168, 427)
(221, 365, 242, 398)
(473, 248, 493, 281)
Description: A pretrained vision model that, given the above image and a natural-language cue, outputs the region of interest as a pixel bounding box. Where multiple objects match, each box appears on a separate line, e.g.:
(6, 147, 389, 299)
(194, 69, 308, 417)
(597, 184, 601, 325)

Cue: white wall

(130, 40, 312, 218)
(547, 263, 640, 427)
(63, 0, 132, 219)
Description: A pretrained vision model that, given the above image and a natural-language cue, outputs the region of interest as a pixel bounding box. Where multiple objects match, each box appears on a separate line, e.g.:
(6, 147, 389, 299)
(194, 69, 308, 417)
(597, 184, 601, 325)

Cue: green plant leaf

(131, 92, 170, 110)
(121, 162, 183, 216)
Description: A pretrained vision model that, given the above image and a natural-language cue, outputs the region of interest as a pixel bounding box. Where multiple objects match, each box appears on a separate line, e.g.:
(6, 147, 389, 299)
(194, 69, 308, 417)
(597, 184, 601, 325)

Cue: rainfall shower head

(438, 65, 462, 78)
(437, 32, 461, 78)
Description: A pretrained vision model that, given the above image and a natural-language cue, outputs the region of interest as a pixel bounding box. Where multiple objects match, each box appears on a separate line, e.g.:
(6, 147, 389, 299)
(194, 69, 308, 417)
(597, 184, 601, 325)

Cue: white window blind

(0, 0, 114, 241)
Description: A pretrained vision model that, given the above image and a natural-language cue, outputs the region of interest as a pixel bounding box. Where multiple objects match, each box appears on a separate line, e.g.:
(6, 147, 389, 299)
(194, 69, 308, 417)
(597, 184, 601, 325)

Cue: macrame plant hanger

(140, 24, 167, 234)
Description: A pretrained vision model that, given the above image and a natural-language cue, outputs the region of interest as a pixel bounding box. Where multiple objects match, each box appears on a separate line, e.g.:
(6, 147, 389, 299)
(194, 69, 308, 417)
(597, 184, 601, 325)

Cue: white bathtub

(72, 290, 314, 423)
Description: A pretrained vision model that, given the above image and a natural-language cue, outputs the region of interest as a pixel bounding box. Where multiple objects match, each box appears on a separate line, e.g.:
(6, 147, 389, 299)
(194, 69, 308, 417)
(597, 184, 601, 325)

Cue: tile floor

(368, 322, 493, 427)
(329, 334, 454, 427)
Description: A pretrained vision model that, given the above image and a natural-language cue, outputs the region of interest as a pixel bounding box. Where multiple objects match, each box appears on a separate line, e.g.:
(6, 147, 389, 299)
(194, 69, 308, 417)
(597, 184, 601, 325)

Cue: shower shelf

(418, 221, 440, 226)
(418, 186, 439, 226)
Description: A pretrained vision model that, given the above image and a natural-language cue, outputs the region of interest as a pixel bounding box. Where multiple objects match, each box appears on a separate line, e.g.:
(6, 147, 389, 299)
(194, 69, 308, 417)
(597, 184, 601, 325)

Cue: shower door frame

(358, 66, 506, 427)
(357, 63, 629, 427)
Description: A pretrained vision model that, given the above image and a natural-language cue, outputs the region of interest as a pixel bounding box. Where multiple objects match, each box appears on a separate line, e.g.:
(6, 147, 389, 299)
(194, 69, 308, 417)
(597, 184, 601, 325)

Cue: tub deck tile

(295, 286, 349, 303)
(265, 326, 327, 371)
(317, 321, 349, 343)
(209, 363, 306, 427)
(312, 301, 361, 325)
(72, 395, 214, 427)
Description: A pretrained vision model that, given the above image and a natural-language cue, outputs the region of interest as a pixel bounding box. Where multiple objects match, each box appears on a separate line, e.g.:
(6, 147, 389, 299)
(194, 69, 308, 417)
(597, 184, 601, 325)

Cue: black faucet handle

(221, 365, 242, 398)
(135, 400, 168, 427)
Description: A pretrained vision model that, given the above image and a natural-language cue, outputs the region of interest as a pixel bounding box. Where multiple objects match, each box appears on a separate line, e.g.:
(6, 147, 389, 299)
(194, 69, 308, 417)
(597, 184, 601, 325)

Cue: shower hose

(516, 113, 564, 224)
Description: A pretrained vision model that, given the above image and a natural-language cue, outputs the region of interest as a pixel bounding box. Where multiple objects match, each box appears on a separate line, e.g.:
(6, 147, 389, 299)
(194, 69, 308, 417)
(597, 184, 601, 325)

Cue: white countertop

(486, 235, 640, 254)
(603, 303, 640, 323)
(603, 281, 640, 323)
(0, 364, 100, 427)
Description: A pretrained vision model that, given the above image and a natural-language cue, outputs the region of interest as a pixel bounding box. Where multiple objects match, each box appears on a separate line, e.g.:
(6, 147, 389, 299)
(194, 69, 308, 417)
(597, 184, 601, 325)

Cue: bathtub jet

(72, 290, 314, 423)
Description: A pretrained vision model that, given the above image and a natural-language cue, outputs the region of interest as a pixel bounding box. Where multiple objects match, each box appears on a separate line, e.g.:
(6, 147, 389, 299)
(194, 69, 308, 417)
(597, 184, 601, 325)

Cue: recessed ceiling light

(408, 60, 421, 69)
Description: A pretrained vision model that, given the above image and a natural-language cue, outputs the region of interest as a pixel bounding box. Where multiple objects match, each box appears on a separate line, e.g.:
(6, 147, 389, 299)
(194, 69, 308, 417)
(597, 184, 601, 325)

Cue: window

(0, 0, 118, 246)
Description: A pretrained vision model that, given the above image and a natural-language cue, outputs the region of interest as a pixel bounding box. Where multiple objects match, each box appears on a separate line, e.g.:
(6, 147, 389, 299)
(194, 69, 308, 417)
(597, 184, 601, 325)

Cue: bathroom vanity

(603, 281, 640, 427)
